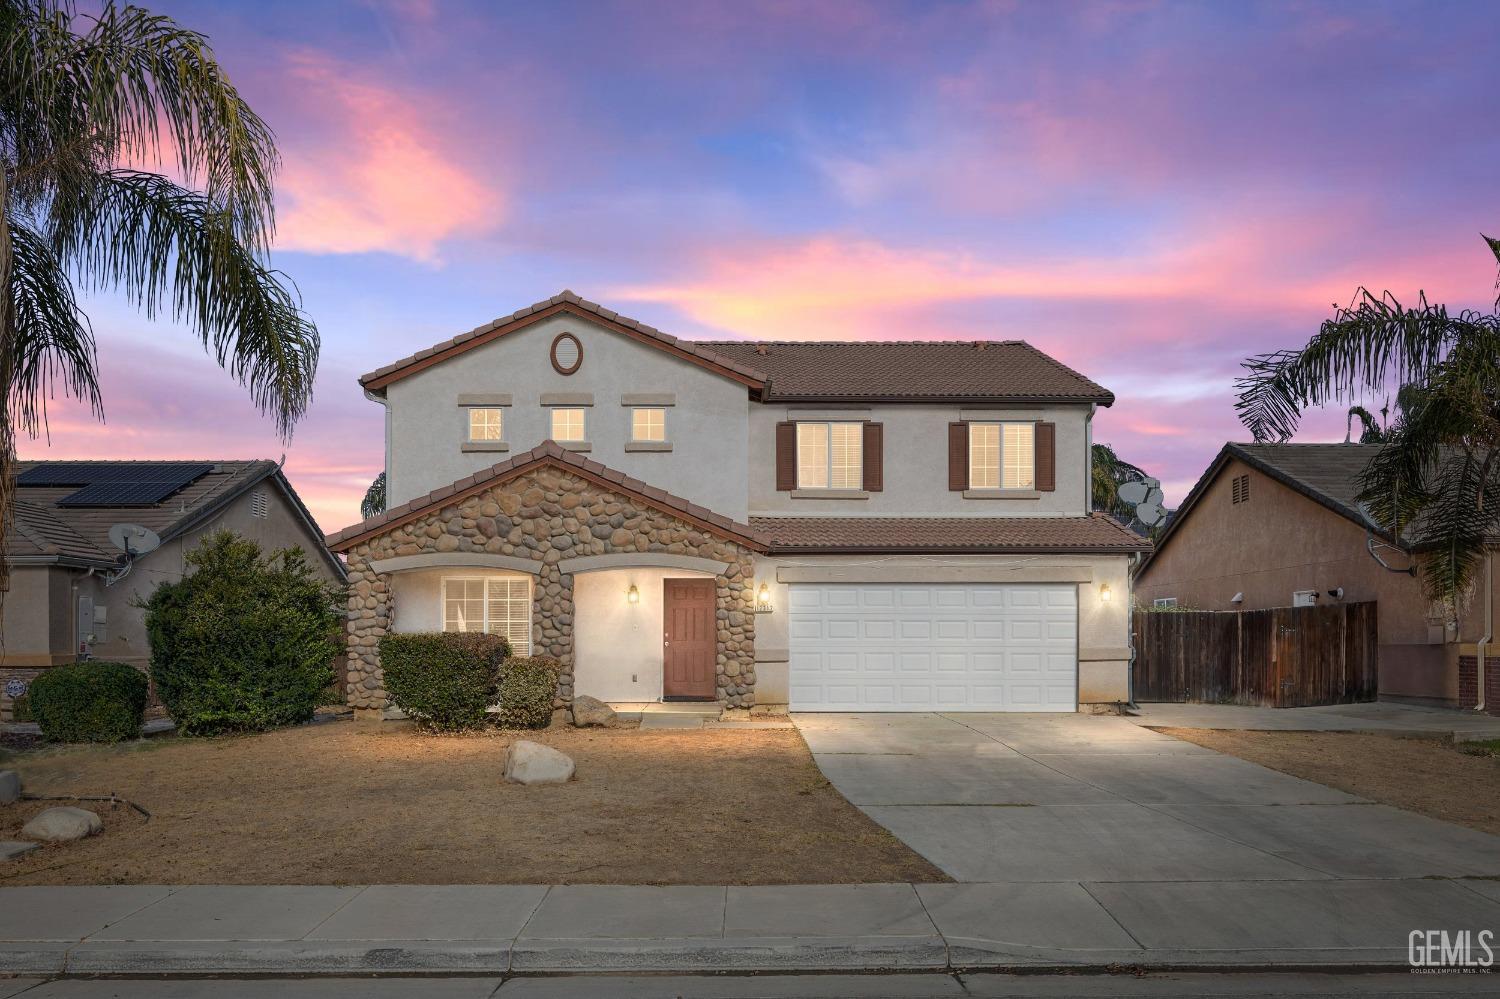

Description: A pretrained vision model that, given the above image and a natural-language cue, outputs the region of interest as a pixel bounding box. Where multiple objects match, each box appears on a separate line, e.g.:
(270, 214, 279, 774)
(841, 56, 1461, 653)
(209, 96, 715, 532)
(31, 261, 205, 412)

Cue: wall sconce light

(755, 582, 774, 613)
(1100, 583, 1112, 602)
(626, 584, 640, 605)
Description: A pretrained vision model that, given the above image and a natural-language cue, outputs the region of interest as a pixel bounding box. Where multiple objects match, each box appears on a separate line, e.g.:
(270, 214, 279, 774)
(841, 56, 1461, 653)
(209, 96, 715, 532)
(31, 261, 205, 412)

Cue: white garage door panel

(789, 583, 1077, 712)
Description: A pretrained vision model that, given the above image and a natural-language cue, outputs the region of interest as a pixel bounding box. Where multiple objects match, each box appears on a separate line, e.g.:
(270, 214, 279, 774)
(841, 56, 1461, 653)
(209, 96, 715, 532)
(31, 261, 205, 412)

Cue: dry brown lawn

(0, 720, 947, 886)
(1160, 727, 1500, 835)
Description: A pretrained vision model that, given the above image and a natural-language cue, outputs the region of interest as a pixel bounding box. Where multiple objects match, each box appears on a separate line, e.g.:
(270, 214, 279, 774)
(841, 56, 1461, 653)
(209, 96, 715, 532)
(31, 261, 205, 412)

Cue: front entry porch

(331, 444, 764, 715)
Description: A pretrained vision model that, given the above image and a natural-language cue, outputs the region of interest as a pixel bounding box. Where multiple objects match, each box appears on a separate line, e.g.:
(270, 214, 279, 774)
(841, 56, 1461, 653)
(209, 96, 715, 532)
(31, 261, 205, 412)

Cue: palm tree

(0, 1, 319, 589)
(1237, 235, 1500, 609)
(361, 471, 386, 519)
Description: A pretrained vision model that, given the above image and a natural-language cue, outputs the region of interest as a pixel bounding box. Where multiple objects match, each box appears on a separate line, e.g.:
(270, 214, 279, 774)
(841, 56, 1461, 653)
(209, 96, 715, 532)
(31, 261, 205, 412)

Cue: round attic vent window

(550, 332, 582, 375)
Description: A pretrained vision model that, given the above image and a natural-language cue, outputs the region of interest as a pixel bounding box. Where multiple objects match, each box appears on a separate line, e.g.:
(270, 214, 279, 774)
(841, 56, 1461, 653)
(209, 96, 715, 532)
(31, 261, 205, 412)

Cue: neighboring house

(1, 460, 345, 718)
(1134, 442, 1500, 709)
(329, 290, 1149, 715)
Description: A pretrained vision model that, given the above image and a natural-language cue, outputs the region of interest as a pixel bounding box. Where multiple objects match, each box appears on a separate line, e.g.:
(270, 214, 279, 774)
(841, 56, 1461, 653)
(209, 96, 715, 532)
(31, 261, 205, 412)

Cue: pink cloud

(272, 51, 502, 262)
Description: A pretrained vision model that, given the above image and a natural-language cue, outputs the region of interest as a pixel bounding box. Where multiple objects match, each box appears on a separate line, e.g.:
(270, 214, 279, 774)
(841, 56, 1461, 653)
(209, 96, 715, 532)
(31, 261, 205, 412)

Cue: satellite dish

(109, 523, 161, 557)
(1135, 502, 1166, 527)
(1117, 475, 1166, 527)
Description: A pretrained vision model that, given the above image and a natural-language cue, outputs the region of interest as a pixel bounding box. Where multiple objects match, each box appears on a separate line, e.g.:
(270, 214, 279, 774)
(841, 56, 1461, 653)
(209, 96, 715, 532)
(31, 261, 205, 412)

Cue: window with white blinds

(796, 421, 863, 489)
(969, 421, 1035, 490)
(441, 577, 532, 654)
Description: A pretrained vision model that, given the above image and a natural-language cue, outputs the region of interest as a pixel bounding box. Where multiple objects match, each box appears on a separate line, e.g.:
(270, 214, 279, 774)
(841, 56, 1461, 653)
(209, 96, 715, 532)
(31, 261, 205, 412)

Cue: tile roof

(1137, 442, 1393, 576)
(359, 290, 769, 390)
(325, 441, 768, 553)
(751, 514, 1151, 554)
(700, 340, 1114, 404)
(8, 459, 342, 577)
(358, 290, 1113, 405)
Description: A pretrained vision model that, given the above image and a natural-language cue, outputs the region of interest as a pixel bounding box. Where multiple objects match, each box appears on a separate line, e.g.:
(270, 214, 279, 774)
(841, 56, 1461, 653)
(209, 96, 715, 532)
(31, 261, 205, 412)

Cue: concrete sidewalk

(3, 880, 1499, 975)
(1127, 702, 1500, 739)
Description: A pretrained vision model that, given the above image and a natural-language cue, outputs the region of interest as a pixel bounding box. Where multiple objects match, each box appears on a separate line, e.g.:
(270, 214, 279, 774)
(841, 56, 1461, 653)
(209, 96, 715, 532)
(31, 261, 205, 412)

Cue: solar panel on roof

(50, 463, 213, 508)
(16, 463, 97, 486)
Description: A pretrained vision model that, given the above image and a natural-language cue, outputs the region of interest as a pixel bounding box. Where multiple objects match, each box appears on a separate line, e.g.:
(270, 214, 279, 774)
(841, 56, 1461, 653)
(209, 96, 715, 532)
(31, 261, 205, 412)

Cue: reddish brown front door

(663, 578, 716, 700)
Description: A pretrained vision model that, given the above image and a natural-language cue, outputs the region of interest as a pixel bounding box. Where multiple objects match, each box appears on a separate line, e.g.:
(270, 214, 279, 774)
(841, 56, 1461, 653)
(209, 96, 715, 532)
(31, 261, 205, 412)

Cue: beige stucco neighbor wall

(1133, 457, 1473, 705)
(751, 552, 1134, 707)
(342, 464, 758, 711)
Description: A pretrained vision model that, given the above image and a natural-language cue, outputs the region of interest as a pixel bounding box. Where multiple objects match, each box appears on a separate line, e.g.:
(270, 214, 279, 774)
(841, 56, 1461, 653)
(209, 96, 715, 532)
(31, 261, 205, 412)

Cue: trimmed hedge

(495, 656, 561, 729)
(142, 531, 345, 736)
(27, 661, 149, 743)
(380, 632, 510, 731)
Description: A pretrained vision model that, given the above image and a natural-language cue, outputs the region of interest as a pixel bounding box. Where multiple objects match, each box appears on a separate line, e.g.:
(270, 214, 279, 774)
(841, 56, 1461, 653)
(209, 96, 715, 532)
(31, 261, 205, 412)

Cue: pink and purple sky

(26, 0, 1500, 532)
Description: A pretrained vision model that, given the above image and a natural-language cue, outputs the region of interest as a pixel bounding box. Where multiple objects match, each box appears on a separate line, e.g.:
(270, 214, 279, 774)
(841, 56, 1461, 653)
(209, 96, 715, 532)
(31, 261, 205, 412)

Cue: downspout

(1477, 551, 1493, 713)
(1126, 550, 1141, 711)
(1084, 404, 1096, 513)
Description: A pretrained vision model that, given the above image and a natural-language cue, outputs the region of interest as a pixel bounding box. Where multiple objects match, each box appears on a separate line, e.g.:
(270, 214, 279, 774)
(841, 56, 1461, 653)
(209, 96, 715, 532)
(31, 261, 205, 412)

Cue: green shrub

(27, 661, 149, 743)
(495, 655, 561, 729)
(380, 632, 510, 731)
(142, 531, 345, 736)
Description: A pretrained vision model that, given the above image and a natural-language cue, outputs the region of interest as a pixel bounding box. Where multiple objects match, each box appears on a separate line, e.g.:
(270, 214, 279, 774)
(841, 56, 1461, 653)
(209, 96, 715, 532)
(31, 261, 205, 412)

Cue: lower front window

(441, 576, 532, 654)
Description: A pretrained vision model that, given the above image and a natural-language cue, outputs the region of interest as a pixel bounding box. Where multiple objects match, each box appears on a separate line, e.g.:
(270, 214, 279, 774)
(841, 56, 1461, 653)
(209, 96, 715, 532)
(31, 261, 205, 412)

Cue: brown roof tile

(358, 291, 1113, 405)
(325, 441, 767, 553)
(699, 340, 1113, 404)
(751, 514, 1150, 554)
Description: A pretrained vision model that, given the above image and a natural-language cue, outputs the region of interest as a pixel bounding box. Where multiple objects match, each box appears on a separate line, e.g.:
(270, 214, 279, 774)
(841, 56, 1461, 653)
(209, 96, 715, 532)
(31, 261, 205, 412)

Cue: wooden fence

(1132, 602, 1378, 707)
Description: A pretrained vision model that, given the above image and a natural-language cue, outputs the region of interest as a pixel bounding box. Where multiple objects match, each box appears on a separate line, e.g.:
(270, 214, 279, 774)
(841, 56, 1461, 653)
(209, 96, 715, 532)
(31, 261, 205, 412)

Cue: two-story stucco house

(326, 291, 1149, 715)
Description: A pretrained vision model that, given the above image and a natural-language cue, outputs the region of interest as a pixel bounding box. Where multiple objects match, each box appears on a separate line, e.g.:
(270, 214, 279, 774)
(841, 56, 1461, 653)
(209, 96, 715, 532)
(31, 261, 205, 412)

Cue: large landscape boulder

(0, 770, 19, 805)
(21, 806, 102, 842)
(570, 695, 617, 728)
(504, 740, 575, 785)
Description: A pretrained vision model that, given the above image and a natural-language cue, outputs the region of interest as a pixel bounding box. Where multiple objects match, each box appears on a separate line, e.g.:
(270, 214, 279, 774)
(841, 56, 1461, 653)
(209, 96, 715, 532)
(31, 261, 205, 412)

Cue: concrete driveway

(794, 712, 1500, 883)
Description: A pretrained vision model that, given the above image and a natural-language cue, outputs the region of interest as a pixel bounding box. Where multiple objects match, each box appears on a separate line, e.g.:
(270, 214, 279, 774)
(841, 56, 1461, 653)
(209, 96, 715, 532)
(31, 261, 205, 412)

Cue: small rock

(21, 806, 102, 842)
(0, 841, 39, 862)
(382, 705, 410, 721)
(504, 740, 575, 785)
(570, 695, 616, 728)
(0, 770, 20, 805)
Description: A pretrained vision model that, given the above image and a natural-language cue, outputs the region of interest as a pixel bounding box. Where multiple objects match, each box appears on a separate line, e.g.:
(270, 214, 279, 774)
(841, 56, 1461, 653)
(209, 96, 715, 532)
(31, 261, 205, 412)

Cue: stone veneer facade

(342, 464, 758, 711)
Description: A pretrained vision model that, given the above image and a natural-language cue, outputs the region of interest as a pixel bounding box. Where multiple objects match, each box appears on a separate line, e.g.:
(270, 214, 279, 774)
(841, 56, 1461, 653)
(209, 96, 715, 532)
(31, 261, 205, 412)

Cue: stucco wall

(0, 566, 72, 665)
(383, 314, 752, 519)
(746, 403, 1092, 517)
(750, 552, 1134, 706)
(572, 567, 717, 702)
(1133, 456, 1469, 703)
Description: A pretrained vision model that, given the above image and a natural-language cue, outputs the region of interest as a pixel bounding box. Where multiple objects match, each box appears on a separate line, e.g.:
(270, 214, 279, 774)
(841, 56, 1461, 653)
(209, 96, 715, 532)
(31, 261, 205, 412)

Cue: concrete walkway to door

(1126, 701, 1500, 739)
(793, 711, 1500, 883)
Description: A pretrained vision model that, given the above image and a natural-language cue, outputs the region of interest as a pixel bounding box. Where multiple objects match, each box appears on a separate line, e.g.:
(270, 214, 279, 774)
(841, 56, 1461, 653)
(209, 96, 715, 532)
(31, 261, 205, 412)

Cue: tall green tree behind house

(1091, 442, 1166, 536)
(0, 1, 319, 590)
(1237, 235, 1500, 610)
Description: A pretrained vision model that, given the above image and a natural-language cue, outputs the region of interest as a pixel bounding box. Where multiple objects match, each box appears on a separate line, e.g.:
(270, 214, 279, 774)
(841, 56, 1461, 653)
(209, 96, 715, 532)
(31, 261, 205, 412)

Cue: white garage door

(789, 583, 1078, 712)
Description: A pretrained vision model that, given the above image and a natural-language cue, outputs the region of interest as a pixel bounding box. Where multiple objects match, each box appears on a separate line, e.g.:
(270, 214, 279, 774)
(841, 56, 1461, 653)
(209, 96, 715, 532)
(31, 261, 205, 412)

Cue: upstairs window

(442, 577, 531, 654)
(969, 422, 1034, 489)
(550, 407, 586, 442)
(797, 422, 863, 489)
(468, 408, 503, 441)
(631, 407, 666, 442)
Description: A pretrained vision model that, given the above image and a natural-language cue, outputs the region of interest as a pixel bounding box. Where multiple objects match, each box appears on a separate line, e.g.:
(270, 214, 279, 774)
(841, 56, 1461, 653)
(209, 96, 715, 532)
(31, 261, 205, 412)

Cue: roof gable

(326, 441, 767, 553)
(1138, 443, 1387, 576)
(360, 291, 768, 393)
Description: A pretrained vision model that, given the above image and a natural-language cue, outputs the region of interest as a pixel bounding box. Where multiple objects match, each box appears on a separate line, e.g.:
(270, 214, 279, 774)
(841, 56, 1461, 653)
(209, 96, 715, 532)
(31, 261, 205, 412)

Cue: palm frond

(5, 213, 101, 437)
(361, 471, 386, 520)
(1235, 289, 1462, 442)
(0, 1, 279, 247)
(49, 170, 316, 435)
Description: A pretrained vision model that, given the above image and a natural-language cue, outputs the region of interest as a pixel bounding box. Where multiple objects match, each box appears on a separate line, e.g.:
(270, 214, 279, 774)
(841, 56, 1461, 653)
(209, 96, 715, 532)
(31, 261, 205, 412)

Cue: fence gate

(1132, 602, 1378, 707)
